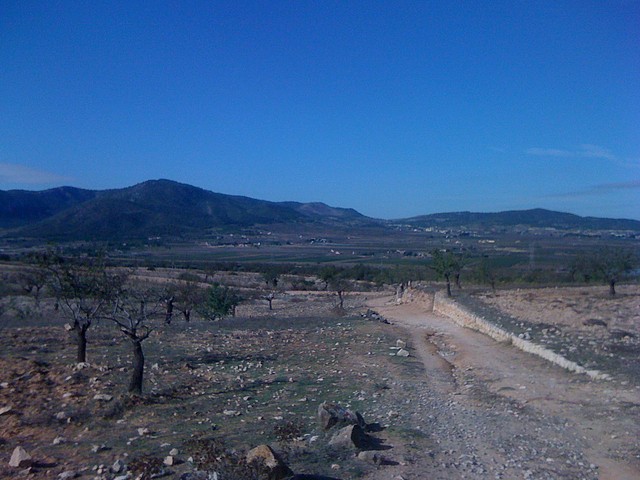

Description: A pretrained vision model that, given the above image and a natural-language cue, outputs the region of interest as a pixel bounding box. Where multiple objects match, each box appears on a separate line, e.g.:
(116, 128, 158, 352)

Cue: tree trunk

(445, 274, 452, 297)
(337, 290, 344, 309)
(128, 340, 145, 395)
(455, 273, 462, 289)
(609, 280, 616, 296)
(165, 299, 174, 324)
(75, 324, 88, 363)
(183, 309, 191, 322)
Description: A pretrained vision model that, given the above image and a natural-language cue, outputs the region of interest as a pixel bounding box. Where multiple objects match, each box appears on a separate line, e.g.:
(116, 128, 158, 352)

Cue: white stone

(111, 459, 125, 473)
(396, 348, 410, 357)
(93, 394, 113, 402)
(9, 446, 31, 468)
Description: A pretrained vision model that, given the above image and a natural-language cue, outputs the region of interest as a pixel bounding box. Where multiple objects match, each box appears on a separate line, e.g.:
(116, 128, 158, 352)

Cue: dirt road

(365, 296, 640, 480)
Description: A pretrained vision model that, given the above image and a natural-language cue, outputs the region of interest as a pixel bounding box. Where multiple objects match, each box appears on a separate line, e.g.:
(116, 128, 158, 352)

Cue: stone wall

(402, 287, 609, 381)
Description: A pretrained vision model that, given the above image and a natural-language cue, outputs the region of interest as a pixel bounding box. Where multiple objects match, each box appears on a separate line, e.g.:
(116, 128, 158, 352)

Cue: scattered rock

(53, 436, 66, 445)
(0, 405, 12, 416)
(111, 459, 126, 473)
(137, 427, 150, 436)
(179, 473, 208, 480)
(328, 424, 369, 449)
(317, 401, 364, 430)
(357, 450, 385, 465)
(396, 339, 407, 348)
(93, 393, 113, 402)
(169, 448, 179, 456)
(58, 471, 77, 479)
(164, 455, 174, 466)
(583, 318, 608, 328)
(396, 348, 410, 357)
(246, 444, 293, 480)
(9, 446, 31, 468)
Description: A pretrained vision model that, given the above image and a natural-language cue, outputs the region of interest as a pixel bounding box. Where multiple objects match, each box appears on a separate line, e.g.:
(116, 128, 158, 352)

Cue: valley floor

(0, 286, 638, 479)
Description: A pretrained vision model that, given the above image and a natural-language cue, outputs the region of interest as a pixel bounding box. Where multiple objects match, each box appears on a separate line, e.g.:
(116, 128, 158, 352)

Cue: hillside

(1, 180, 375, 241)
(399, 208, 640, 231)
(0, 186, 96, 228)
(2, 180, 638, 242)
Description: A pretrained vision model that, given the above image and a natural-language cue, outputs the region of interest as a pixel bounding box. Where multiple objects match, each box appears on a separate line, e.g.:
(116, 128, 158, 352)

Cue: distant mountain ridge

(0, 186, 97, 228)
(399, 209, 640, 231)
(0, 179, 372, 241)
(1, 179, 638, 241)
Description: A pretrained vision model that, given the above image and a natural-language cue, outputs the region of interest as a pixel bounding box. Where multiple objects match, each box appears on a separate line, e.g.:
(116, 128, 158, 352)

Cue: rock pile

(361, 309, 390, 324)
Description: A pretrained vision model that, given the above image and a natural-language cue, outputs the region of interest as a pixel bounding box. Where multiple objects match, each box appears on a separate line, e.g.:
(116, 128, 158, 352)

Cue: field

(0, 265, 639, 479)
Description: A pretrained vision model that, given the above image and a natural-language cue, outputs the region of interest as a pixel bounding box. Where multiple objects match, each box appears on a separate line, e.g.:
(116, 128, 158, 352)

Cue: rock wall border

(428, 290, 610, 381)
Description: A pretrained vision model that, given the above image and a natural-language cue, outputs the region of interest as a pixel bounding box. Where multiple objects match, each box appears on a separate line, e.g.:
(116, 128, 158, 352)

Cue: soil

(0, 283, 638, 479)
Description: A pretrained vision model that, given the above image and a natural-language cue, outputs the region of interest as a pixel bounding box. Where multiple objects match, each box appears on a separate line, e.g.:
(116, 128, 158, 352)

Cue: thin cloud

(527, 145, 640, 169)
(547, 179, 640, 198)
(526, 147, 575, 157)
(579, 144, 616, 161)
(526, 144, 619, 162)
(0, 163, 72, 185)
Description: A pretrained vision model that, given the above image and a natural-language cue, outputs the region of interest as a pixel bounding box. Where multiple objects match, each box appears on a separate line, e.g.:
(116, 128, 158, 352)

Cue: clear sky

(1, 1, 639, 220)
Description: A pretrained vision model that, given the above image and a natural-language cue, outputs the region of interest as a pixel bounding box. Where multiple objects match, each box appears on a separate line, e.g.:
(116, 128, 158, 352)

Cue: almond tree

(430, 249, 458, 297)
(16, 253, 51, 311)
(197, 284, 241, 321)
(329, 277, 348, 309)
(109, 284, 162, 395)
(591, 247, 637, 296)
(47, 253, 124, 363)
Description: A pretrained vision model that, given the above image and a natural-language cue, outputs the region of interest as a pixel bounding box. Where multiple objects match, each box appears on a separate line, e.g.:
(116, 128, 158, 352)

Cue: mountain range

(1, 179, 638, 241)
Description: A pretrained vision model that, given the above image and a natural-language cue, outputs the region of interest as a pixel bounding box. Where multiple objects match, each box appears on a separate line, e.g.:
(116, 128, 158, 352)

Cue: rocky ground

(466, 285, 640, 382)
(0, 284, 639, 479)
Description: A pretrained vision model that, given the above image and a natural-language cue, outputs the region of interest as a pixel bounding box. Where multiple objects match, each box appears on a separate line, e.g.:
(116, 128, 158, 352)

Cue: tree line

(12, 250, 242, 396)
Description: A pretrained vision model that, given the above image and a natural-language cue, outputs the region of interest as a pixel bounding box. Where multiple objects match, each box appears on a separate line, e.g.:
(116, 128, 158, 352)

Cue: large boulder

(9, 446, 32, 468)
(246, 444, 293, 480)
(317, 402, 365, 430)
(328, 424, 369, 450)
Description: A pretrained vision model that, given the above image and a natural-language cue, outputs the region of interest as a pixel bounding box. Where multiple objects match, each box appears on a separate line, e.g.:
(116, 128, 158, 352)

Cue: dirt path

(365, 295, 640, 480)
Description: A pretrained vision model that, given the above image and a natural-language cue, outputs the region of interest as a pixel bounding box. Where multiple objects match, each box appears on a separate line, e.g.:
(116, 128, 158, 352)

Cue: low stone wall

(396, 285, 435, 311)
(408, 288, 609, 380)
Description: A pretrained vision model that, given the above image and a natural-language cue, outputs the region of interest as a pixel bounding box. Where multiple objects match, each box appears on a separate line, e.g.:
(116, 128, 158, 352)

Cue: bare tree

(47, 253, 124, 363)
(16, 266, 49, 310)
(328, 277, 349, 309)
(109, 285, 162, 395)
(178, 275, 207, 322)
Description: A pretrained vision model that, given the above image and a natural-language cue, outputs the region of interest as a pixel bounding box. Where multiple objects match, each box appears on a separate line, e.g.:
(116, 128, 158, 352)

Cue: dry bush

(184, 436, 269, 480)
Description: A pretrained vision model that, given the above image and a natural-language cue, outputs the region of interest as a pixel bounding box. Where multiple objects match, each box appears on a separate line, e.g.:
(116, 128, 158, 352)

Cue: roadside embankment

(400, 287, 610, 380)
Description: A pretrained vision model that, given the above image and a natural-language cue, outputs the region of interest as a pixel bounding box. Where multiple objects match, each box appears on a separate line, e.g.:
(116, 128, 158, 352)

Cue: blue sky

(1, 1, 639, 220)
